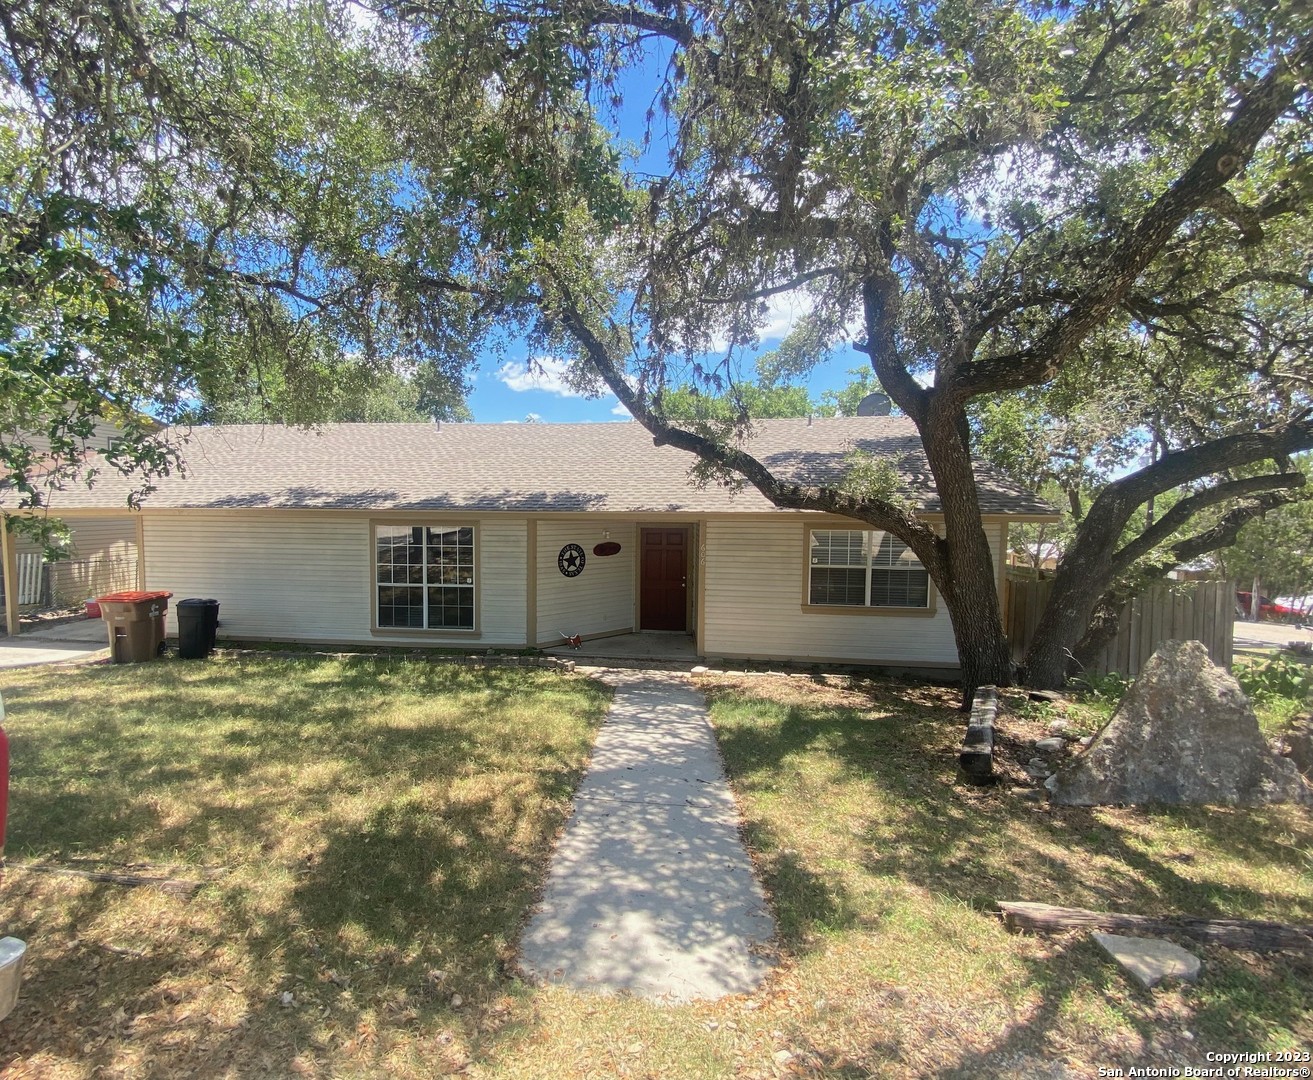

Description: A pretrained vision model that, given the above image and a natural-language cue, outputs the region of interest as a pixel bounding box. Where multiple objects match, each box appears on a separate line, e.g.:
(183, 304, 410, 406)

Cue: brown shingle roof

(5, 417, 1055, 516)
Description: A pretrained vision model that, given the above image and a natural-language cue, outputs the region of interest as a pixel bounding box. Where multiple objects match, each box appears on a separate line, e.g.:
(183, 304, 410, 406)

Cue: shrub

(1233, 656, 1313, 704)
(1071, 670, 1130, 703)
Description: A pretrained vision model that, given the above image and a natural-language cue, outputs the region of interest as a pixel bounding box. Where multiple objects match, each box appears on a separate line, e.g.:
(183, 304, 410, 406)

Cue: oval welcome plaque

(592, 541, 622, 557)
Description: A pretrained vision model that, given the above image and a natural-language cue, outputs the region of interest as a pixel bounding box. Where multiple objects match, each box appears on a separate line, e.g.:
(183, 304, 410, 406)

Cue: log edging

(959, 684, 998, 784)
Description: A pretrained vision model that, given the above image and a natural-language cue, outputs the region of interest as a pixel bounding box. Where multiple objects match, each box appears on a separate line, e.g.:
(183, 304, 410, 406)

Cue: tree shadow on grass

(708, 676, 1312, 925)
(0, 656, 609, 1077)
(1, 656, 604, 863)
(702, 675, 1313, 1060)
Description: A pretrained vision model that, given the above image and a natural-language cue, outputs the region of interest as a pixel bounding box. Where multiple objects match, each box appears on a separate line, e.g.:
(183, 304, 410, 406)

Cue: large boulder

(1047, 640, 1312, 807)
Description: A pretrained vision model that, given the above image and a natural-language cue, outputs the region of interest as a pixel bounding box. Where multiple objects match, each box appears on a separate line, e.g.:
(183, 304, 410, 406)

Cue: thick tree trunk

(1023, 546, 1116, 690)
(1071, 593, 1127, 672)
(919, 397, 1013, 706)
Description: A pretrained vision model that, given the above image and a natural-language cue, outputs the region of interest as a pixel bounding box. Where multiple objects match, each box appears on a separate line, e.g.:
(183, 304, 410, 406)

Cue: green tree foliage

(1218, 466, 1313, 608)
(0, 0, 479, 515)
(657, 382, 816, 423)
(5, 0, 1311, 693)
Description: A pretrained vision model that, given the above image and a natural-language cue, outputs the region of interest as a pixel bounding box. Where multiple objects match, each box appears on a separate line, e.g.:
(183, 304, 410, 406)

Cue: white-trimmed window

(808, 529, 930, 609)
(375, 525, 475, 629)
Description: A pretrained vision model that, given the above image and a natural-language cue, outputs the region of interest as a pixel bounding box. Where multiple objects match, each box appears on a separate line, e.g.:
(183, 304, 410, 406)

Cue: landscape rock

(1091, 932, 1201, 989)
(1047, 719, 1070, 734)
(1047, 641, 1312, 807)
(1035, 737, 1066, 753)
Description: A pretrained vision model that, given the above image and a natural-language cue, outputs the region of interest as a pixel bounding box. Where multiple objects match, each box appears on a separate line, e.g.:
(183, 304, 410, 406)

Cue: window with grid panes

(375, 525, 475, 629)
(808, 529, 929, 609)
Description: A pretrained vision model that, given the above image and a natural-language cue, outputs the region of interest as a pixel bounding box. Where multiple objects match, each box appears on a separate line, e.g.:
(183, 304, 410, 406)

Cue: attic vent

(856, 393, 892, 417)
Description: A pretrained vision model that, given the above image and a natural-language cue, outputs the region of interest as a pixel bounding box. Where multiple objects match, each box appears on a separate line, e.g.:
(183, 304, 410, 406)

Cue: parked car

(1235, 591, 1301, 621)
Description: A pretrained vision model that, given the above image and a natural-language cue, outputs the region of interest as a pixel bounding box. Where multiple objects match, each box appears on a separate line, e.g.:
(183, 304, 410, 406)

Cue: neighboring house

(0, 418, 1056, 670)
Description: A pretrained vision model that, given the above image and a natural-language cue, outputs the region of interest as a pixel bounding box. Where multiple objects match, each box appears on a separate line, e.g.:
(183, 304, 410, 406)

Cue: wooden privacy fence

(1006, 577, 1235, 679)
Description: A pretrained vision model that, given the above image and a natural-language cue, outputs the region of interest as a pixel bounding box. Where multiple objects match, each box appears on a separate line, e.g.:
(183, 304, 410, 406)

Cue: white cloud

(708, 291, 814, 353)
(496, 356, 584, 398)
(610, 402, 632, 417)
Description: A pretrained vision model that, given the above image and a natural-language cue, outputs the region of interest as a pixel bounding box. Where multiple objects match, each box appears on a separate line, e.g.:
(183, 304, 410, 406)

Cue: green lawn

(0, 656, 610, 1077)
(1, 658, 1308, 1079)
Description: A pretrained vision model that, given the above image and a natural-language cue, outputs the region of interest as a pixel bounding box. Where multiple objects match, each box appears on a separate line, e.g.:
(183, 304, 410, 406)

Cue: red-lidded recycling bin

(96, 590, 173, 663)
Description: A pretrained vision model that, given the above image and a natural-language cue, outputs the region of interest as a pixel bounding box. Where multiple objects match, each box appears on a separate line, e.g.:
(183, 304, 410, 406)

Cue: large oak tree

(4, 0, 1311, 696)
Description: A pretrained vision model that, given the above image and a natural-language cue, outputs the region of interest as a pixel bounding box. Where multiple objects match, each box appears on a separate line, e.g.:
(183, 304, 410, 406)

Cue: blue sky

(464, 332, 863, 424)
(460, 46, 865, 425)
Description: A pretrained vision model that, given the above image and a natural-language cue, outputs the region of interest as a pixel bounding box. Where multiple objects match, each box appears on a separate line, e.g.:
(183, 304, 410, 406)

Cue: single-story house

(1, 417, 1055, 670)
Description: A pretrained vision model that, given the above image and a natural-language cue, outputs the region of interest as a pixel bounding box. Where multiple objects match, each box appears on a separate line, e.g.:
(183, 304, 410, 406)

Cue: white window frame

(372, 522, 478, 633)
(804, 527, 935, 614)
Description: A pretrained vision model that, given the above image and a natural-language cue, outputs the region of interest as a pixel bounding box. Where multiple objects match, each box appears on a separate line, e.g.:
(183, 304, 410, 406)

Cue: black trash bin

(177, 598, 220, 659)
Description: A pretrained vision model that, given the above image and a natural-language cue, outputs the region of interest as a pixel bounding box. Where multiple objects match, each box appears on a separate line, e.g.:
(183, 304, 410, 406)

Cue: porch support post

(1, 515, 20, 637)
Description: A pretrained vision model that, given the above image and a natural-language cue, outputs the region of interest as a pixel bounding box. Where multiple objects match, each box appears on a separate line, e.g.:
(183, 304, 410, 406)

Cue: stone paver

(1092, 932, 1201, 989)
(519, 670, 774, 1003)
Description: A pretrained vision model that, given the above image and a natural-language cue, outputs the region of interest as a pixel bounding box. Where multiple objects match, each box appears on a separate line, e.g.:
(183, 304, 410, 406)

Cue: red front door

(640, 528, 688, 631)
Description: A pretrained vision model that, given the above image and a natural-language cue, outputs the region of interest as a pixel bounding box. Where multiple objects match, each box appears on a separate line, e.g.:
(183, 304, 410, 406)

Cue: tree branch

(953, 38, 1313, 399)
(546, 280, 946, 576)
(1072, 490, 1301, 666)
(1093, 421, 1313, 518)
(1110, 471, 1306, 575)
(862, 272, 929, 425)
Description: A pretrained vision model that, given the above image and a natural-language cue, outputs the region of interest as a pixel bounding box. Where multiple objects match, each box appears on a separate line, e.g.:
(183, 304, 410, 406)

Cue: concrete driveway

(1233, 619, 1313, 655)
(0, 619, 107, 669)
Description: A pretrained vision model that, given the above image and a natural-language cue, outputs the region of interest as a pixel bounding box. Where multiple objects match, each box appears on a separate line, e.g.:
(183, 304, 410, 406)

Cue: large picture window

(375, 525, 475, 630)
(809, 529, 930, 609)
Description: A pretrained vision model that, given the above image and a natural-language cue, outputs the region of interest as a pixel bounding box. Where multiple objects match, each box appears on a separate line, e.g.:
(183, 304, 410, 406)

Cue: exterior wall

(130, 507, 1012, 664)
(701, 515, 1006, 668)
(49, 517, 139, 605)
(6, 516, 138, 606)
(21, 417, 125, 458)
(66, 517, 137, 559)
(142, 511, 528, 646)
(535, 519, 635, 645)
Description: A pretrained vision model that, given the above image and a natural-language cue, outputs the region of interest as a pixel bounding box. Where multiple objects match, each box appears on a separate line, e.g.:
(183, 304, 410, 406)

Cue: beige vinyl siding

(701, 515, 1005, 666)
(20, 417, 126, 457)
(7, 516, 139, 604)
(49, 517, 139, 604)
(142, 512, 528, 646)
(535, 519, 635, 645)
(66, 517, 137, 558)
(7, 515, 134, 558)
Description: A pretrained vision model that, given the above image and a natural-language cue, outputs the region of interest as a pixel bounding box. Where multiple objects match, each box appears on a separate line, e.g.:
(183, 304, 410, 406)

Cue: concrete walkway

(0, 618, 108, 668)
(520, 670, 775, 1003)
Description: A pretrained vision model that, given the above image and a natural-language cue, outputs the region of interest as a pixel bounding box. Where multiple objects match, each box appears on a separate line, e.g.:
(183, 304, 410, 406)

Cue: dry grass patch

(3, 660, 1308, 1079)
(683, 673, 1313, 1077)
(0, 656, 610, 1078)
